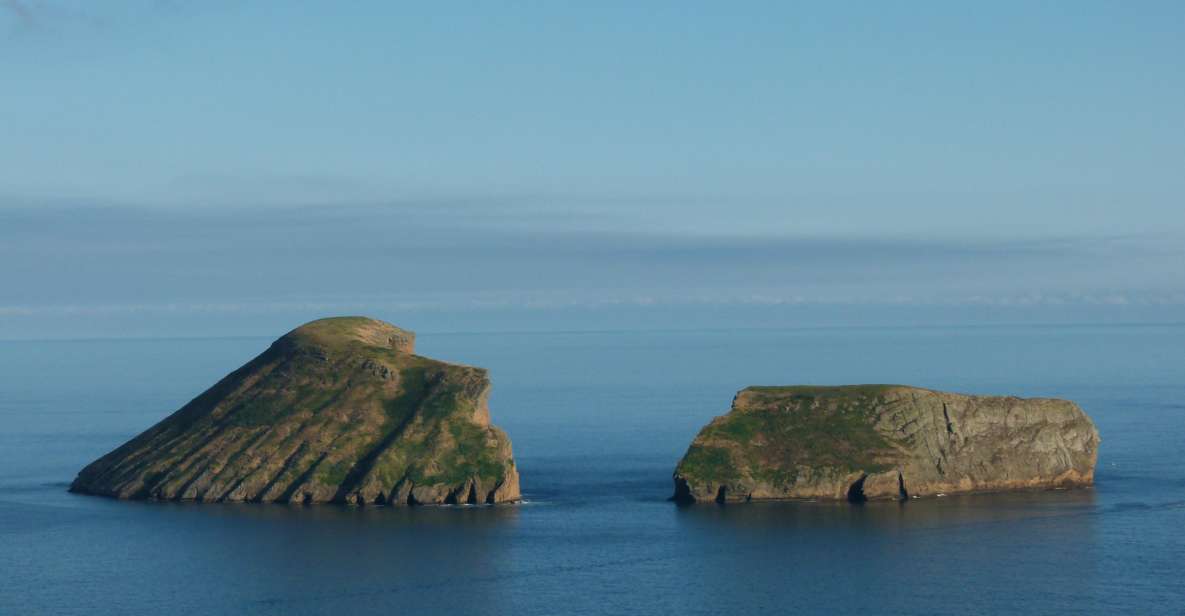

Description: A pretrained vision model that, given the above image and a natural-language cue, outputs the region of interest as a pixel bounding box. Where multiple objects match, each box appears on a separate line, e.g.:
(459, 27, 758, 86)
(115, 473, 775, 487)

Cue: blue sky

(2, 2, 1183, 337)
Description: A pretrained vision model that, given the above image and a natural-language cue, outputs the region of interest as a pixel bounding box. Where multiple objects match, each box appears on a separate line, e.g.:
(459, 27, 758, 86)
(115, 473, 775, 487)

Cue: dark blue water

(2, 325, 1183, 614)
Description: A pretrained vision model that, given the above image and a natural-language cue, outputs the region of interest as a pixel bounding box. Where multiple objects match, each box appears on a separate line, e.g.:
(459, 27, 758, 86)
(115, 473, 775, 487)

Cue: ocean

(1, 324, 1183, 614)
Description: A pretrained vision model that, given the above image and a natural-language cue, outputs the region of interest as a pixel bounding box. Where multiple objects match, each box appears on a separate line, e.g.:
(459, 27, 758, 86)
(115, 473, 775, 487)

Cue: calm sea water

(2, 325, 1183, 615)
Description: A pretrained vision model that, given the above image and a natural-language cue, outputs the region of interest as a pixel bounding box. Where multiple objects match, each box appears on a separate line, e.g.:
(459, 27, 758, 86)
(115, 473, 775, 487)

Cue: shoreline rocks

(673, 385, 1099, 504)
(70, 317, 521, 505)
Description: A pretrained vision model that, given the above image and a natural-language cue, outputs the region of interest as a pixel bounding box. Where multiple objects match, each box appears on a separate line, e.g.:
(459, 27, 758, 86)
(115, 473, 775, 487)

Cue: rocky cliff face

(71, 317, 521, 505)
(673, 385, 1098, 503)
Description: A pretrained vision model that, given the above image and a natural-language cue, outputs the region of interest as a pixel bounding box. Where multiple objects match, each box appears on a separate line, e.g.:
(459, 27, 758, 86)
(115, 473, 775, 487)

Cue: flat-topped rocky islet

(673, 385, 1099, 504)
(70, 317, 521, 505)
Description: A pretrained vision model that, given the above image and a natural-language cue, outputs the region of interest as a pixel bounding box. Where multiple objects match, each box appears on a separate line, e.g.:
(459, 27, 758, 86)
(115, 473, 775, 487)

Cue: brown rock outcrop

(673, 385, 1099, 503)
(70, 317, 521, 505)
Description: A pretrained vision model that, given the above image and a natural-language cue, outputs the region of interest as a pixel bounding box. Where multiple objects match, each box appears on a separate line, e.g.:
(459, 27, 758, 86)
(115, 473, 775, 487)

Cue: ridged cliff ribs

(70, 317, 521, 505)
(673, 385, 1099, 503)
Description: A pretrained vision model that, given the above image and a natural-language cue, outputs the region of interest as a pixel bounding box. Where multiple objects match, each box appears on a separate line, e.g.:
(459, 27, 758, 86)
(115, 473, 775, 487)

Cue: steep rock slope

(673, 385, 1098, 503)
(71, 317, 521, 505)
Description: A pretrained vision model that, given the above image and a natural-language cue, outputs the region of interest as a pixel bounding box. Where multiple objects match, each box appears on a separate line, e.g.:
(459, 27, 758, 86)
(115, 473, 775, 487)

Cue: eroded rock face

(70, 317, 521, 505)
(673, 385, 1099, 503)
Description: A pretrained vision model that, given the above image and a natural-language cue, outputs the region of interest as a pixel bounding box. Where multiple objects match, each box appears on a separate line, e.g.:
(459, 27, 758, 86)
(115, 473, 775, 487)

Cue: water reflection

(64, 500, 523, 614)
(669, 490, 1101, 614)
(675, 489, 1098, 533)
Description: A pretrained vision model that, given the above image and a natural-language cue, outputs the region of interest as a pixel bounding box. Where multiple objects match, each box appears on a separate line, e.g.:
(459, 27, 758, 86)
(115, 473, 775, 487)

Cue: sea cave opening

(847, 474, 868, 503)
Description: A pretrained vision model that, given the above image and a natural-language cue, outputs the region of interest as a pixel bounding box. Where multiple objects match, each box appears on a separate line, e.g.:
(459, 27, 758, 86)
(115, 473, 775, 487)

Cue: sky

(1, 2, 1183, 338)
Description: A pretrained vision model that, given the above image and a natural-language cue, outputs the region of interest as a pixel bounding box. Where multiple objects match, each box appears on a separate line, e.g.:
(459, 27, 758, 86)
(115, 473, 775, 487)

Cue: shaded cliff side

(71, 317, 520, 505)
(673, 385, 1098, 503)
